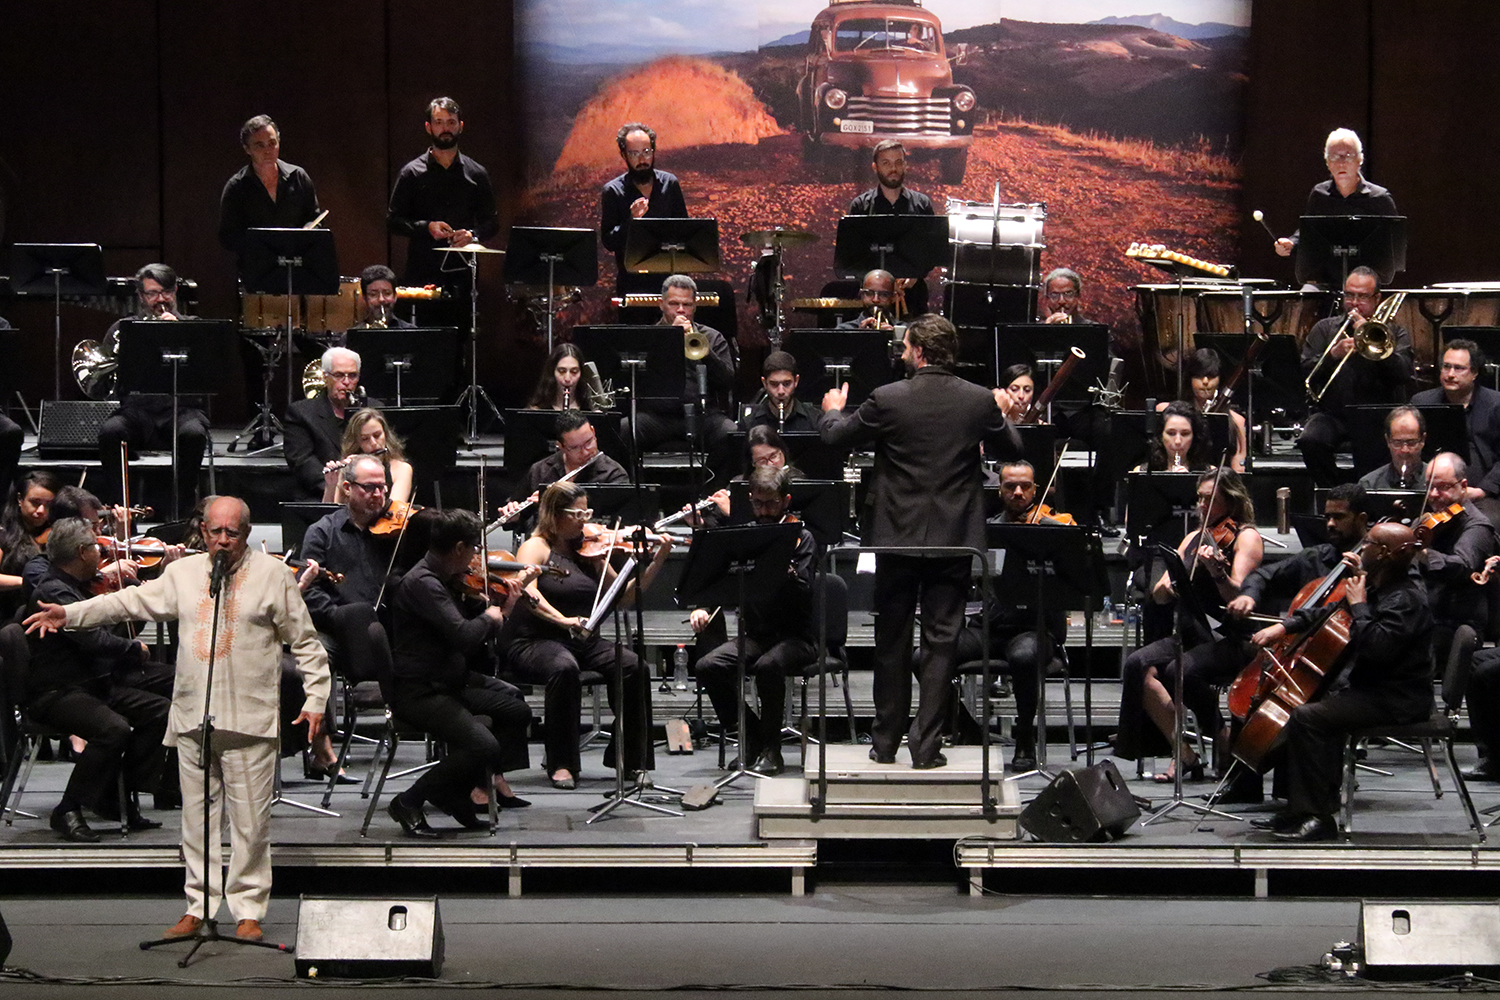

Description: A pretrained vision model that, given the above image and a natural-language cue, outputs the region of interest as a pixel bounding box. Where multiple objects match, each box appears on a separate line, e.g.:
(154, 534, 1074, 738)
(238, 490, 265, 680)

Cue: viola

(1415, 502, 1464, 544)
(462, 549, 563, 606)
(369, 499, 422, 536)
(1022, 502, 1077, 525)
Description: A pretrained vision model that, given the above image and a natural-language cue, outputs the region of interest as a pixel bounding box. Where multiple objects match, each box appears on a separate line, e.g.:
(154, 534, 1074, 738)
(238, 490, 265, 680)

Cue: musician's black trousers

(506, 633, 646, 777)
(1466, 646, 1500, 765)
(28, 680, 169, 814)
(1281, 685, 1412, 817)
(97, 404, 210, 515)
(872, 554, 969, 764)
(391, 673, 531, 810)
(623, 410, 737, 485)
(697, 635, 815, 758)
(1296, 412, 1350, 487)
(1112, 636, 1248, 760)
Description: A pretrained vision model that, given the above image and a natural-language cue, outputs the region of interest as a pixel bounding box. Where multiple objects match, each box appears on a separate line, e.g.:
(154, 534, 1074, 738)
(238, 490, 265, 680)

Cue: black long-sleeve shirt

(847, 187, 935, 215)
(740, 398, 821, 435)
(218, 160, 321, 267)
(391, 554, 499, 690)
(1240, 542, 1344, 614)
(387, 150, 499, 286)
(298, 507, 395, 630)
(1288, 177, 1399, 249)
(1336, 574, 1434, 718)
(1420, 501, 1497, 630)
(1301, 314, 1413, 417)
(742, 525, 817, 644)
(25, 564, 137, 699)
(599, 169, 687, 266)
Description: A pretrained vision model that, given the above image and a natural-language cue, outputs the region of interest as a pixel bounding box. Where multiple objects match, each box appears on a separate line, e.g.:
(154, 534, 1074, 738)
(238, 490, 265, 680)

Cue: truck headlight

(953, 89, 976, 113)
(824, 88, 847, 111)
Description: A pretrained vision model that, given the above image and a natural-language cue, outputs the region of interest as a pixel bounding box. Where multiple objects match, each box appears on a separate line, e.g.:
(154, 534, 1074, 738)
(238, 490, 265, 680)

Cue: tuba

(1305, 291, 1405, 403)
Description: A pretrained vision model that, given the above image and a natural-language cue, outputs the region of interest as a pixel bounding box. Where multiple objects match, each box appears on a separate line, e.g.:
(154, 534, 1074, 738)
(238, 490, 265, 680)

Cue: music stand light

(833, 215, 948, 280)
(9, 243, 107, 401)
(502, 227, 598, 352)
(240, 227, 339, 414)
(1295, 214, 1407, 288)
(345, 327, 461, 406)
(622, 218, 721, 275)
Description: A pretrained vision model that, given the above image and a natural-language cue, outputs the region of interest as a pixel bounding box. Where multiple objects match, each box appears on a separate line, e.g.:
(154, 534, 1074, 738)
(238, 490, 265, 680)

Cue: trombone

(1305, 291, 1405, 403)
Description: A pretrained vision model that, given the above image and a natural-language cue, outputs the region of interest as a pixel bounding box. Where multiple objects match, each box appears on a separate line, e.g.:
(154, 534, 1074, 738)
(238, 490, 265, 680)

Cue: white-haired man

(1275, 128, 1399, 258)
(283, 346, 371, 498)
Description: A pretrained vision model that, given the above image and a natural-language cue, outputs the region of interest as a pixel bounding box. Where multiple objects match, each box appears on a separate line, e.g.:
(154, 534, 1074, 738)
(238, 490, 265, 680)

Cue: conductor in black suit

(283, 346, 369, 498)
(819, 314, 1021, 767)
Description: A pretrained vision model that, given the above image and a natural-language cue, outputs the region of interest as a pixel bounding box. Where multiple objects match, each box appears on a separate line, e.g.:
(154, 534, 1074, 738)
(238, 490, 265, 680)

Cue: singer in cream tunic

(62, 548, 330, 924)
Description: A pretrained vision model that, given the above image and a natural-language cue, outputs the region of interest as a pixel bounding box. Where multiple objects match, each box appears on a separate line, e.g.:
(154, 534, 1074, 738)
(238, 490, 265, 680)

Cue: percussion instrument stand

(228, 332, 284, 455)
(452, 250, 502, 443)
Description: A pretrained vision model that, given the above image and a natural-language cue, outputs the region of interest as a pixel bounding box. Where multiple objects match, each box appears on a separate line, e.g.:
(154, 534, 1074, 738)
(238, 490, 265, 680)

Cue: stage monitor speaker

(1020, 760, 1140, 842)
(294, 896, 443, 979)
(37, 400, 115, 459)
(1359, 900, 1500, 979)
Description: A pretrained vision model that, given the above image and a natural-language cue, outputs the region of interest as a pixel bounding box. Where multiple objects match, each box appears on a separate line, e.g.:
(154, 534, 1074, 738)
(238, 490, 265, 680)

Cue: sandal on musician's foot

(1153, 753, 1204, 783)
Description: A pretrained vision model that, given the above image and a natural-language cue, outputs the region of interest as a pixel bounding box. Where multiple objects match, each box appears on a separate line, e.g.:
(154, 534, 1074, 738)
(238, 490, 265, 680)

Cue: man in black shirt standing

(387, 98, 500, 289)
(600, 122, 688, 291)
(1274, 128, 1399, 259)
(218, 114, 321, 279)
(1248, 522, 1433, 842)
(847, 140, 935, 216)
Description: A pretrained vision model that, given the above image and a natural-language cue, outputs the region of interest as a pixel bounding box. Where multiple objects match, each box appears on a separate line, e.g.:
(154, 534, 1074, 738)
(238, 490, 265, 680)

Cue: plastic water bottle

(1099, 597, 1113, 630)
(673, 644, 690, 690)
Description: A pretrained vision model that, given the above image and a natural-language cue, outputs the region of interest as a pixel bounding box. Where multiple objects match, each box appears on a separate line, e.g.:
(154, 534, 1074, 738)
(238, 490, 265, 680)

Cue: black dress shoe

(1250, 813, 1297, 832)
(125, 809, 163, 832)
(1010, 752, 1036, 772)
(1273, 814, 1338, 842)
(387, 797, 438, 838)
(868, 748, 897, 764)
(1464, 767, 1500, 783)
(495, 793, 531, 809)
(50, 808, 100, 843)
(305, 758, 359, 785)
(911, 752, 949, 770)
(750, 749, 785, 777)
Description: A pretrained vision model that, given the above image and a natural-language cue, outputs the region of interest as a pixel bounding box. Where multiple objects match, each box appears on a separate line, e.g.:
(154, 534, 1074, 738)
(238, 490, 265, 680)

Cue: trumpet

(1305, 291, 1405, 403)
(684, 326, 710, 361)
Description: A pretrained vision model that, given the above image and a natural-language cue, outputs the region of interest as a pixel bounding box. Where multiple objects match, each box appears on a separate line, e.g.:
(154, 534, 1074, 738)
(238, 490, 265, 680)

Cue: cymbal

(740, 227, 819, 250)
(437, 243, 506, 254)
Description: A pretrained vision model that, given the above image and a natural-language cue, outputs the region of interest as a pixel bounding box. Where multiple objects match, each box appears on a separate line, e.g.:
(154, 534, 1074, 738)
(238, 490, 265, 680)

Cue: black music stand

(993, 323, 1110, 410)
(10, 243, 107, 401)
(1124, 471, 1200, 552)
(280, 502, 341, 554)
(574, 483, 661, 528)
(345, 327, 460, 405)
(675, 521, 802, 790)
(1295, 214, 1407, 288)
(1345, 403, 1466, 479)
(241, 227, 339, 412)
(502, 227, 598, 352)
(781, 329, 899, 408)
(622, 218, 721, 276)
(116, 320, 235, 519)
(833, 215, 948, 280)
(986, 522, 1107, 775)
(501, 409, 627, 474)
(729, 479, 848, 550)
(572, 326, 689, 484)
(382, 406, 461, 501)
(1364, 489, 1426, 526)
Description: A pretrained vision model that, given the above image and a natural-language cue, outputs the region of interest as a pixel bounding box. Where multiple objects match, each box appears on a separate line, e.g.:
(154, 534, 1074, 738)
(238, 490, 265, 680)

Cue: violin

(369, 498, 422, 536)
(1022, 502, 1077, 525)
(1415, 502, 1464, 544)
(576, 523, 671, 560)
(462, 550, 564, 606)
(98, 535, 167, 570)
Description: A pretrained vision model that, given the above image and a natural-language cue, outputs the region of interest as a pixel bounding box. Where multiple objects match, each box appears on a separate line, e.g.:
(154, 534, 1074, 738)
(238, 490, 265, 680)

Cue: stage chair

(791, 573, 855, 760)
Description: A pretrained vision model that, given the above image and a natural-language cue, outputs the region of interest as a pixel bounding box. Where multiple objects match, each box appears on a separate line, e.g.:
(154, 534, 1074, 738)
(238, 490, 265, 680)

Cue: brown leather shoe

(236, 919, 264, 941)
(164, 914, 202, 939)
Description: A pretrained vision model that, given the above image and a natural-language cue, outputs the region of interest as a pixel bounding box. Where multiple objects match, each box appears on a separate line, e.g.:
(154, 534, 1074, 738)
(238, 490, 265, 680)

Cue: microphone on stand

(209, 551, 230, 599)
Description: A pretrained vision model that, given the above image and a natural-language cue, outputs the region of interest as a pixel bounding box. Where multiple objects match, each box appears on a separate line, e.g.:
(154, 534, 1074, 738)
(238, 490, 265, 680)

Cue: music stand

(501, 409, 627, 474)
(723, 430, 848, 482)
(675, 521, 802, 789)
(1364, 489, 1426, 526)
(345, 327, 460, 405)
(572, 326, 690, 484)
(1295, 214, 1407, 288)
(241, 228, 339, 415)
(729, 479, 848, 550)
(502, 227, 598, 352)
(10, 243, 107, 400)
(116, 320, 236, 519)
(622, 218, 721, 276)
(280, 502, 341, 554)
(1124, 471, 1200, 551)
(985, 523, 1107, 777)
(1345, 403, 1466, 478)
(382, 406, 461, 501)
(993, 323, 1110, 411)
(574, 483, 661, 528)
(833, 215, 948, 280)
(436, 245, 505, 442)
(1014, 425, 1060, 492)
(781, 329, 898, 408)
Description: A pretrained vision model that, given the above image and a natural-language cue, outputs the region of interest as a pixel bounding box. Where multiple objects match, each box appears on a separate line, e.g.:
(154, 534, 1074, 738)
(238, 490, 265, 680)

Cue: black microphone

(209, 551, 229, 599)
(695, 362, 708, 401)
(684, 402, 698, 448)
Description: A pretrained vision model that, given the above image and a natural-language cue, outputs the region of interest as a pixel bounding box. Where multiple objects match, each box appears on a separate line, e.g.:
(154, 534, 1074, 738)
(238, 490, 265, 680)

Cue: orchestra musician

(600, 122, 687, 291)
(321, 408, 414, 505)
(995, 363, 1035, 424)
(954, 460, 1073, 771)
(527, 344, 594, 412)
(621, 275, 737, 481)
(820, 314, 1021, 769)
(0, 471, 61, 619)
(1415, 453, 1496, 674)
(1155, 349, 1247, 473)
(25, 496, 331, 942)
(1136, 401, 1213, 473)
(1113, 468, 1263, 780)
(741, 351, 820, 434)
(1274, 129, 1399, 259)
(510, 482, 672, 789)
(384, 508, 536, 836)
(284, 347, 371, 500)
(1039, 268, 1085, 324)
(1297, 266, 1414, 486)
(94, 264, 210, 516)
(836, 270, 898, 330)
(1357, 406, 1426, 490)
(689, 465, 817, 776)
(1248, 522, 1431, 842)
(848, 140, 935, 217)
(387, 97, 500, 289)
(354, 264, 413, 329)
(218, 114, 321, 279)
(677, 424, 796, 528)
(23, 517, 171, 842)
(499, 411, 630, 531)
(1411, 339, 1500, 508)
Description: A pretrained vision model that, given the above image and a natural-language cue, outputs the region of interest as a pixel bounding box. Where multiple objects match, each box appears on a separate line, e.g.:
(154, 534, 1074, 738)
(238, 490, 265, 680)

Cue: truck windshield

(833, 18, 938, 54)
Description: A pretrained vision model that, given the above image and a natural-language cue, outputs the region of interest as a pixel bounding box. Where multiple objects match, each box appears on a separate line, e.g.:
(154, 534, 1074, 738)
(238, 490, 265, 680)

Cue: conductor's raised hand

(24, 601, 67, 637)
(822, 382, 849, 413)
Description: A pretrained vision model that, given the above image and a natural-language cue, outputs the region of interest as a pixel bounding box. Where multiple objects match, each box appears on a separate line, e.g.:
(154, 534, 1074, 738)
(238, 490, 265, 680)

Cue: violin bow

(478, 455, 492, 603)
(373, 486, 417, 613)
(585, 517, 619, 625)
(116, 442, 131, 593)
(1030, 442, 1069, 523)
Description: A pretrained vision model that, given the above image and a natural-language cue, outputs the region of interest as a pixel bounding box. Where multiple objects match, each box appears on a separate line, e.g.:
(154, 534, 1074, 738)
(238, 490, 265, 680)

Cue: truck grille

(844, 96, 952, 135)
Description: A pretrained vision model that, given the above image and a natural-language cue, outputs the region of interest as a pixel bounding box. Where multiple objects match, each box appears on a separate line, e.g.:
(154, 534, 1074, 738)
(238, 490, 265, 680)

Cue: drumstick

(302, 210, 329, 230)
(1251, 210, 1278, 243)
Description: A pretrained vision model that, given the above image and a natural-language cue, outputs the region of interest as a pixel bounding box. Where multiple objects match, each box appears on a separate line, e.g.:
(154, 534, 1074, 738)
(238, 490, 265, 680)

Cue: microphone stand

(142, 556, 291, 964)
